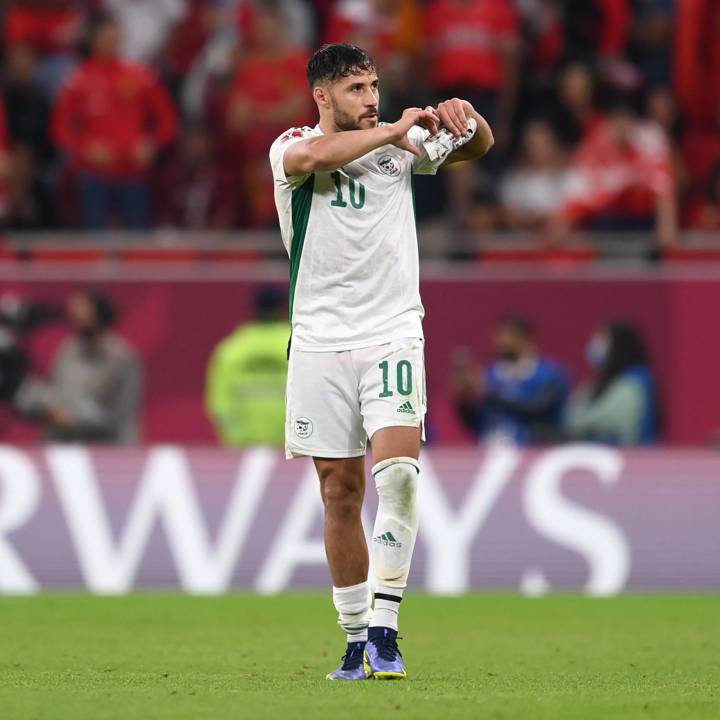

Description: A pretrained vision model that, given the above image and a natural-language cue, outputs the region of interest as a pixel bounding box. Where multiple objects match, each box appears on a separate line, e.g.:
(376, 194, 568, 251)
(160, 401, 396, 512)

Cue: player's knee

(320, 470, 364, 519)
(372, 457, 419, 514)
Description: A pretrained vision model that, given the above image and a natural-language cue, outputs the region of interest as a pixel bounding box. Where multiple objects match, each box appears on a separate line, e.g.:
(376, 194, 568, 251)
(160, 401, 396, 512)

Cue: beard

(330, 94, 377, 131)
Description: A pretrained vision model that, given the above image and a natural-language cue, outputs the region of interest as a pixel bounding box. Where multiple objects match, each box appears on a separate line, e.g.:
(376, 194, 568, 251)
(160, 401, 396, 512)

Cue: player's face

(328, 71, 380, 131)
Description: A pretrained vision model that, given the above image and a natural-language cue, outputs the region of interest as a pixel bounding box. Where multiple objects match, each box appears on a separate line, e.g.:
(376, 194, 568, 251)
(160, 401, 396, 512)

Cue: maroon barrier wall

(1, 265, 719, 444)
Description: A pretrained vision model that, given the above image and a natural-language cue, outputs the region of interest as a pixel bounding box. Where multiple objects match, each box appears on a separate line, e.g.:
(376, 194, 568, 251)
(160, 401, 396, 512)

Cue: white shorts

(285, 338, 426, 459)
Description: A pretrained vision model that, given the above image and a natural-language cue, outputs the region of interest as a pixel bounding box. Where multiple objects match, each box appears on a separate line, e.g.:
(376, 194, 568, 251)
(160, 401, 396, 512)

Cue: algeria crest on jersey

(378, 154, 400, 177)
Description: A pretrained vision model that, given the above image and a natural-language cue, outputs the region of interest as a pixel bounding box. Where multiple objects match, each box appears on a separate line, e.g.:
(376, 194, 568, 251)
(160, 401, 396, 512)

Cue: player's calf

(365, 457, 419, 679)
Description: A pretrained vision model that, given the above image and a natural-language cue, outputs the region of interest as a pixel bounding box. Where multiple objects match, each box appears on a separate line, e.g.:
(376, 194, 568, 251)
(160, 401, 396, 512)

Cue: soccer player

(269, 43, 493, 680)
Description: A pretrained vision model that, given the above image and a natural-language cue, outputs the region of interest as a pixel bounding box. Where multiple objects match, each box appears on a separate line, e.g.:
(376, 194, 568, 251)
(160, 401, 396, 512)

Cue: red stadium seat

(478, 246, 599, 263)
(31, 246, 106, 263)
(663, 246, 720, 262)
(118, 248, 199, 264)
(205, 248, 262, 263)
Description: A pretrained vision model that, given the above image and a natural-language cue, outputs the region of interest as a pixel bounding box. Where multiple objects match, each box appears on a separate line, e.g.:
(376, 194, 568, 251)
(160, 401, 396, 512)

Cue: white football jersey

(269, 123, 443, 351)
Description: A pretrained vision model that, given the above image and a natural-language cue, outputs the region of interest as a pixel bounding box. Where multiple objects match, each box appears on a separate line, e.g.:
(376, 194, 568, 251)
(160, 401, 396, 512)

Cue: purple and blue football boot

(326, 641, 368, 681)
(364, 627, 407, 680)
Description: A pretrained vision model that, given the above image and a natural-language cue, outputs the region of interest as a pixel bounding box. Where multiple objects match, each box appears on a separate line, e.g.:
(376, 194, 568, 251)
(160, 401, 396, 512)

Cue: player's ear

(313, 85, 330, 110)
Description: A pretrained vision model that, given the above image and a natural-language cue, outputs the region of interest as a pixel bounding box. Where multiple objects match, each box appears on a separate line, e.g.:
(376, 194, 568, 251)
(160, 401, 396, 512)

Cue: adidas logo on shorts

(396, 400, 415, 414)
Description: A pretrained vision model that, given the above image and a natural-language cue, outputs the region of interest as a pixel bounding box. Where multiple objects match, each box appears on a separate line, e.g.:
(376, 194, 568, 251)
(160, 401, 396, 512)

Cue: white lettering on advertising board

(0, 445, 631, 594)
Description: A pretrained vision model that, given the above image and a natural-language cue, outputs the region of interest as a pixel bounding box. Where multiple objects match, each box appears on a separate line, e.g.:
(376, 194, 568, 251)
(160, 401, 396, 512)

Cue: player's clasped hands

(389, 107, 439, 157)
(435, 98, 471, 137)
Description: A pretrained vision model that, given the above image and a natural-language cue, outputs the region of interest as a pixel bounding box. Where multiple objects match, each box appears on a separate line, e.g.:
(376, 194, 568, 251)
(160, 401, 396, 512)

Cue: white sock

(370, 585, 404, 631)
(332, 581, 371, 643)
(370, 457, 419, 588)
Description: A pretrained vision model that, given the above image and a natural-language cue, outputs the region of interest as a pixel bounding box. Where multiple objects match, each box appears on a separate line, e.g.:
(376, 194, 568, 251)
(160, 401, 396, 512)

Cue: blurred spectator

(3, 44, 56, 228)
(0, 102, 9, 222)
(424, 0, 520, 225)
(562, 0, 630, 64)
(548, 63, 601, 150)
(3, 44, 54, 163)
(155, 125, 241, 228)
(324, 0, 421, 115)
(103, 0, 188, 62)
(236, 0, 315, 49)
(643, 84, 686, 196)
(685, 164, 720, 232)
(3, 0, 84, 98)
(6, 144, 56, 229)
(15, 291, 142, 444)
(628, 0, 673, 87)
(681, 102, 720, 203)
(566, 321, 659, 445)
(674, 0, 720, 131)
(205, 287, 288, 447)
(158, 0, 217, 103)
(225, 2, 311, 226)
(450, 316, 569, 445)
(424, 0, 519, 126)
(518, 0, 564, 77)
(51, 16, 178, 229)
(548, 100, 677, 246)
(500, 120, 568, 229)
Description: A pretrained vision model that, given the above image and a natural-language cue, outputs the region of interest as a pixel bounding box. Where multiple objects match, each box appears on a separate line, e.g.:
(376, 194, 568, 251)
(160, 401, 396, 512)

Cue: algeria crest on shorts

(378, 154, 400, 177)
(295, 417, 313, 439)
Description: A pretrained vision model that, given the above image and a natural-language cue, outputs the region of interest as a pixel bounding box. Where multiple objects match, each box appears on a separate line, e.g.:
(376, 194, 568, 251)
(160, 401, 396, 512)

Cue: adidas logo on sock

(373, 531, 402, 548)
(396, 400, 415, 414)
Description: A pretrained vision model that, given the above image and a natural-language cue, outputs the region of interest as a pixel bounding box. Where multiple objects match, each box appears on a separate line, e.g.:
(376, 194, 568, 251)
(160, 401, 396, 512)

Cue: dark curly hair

(307, 44, 375, 87)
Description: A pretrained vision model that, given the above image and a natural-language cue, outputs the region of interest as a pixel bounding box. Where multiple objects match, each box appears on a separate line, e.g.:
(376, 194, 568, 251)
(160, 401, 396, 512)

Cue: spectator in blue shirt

(451, 316, 569, 445)
(566, 321, 660, 445)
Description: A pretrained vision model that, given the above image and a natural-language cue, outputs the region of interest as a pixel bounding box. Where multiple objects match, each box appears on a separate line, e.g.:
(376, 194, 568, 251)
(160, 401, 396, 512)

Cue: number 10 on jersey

(331, 171, 365, 209)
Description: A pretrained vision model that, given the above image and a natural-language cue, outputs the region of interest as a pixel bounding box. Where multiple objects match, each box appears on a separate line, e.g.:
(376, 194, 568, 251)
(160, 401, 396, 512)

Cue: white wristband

(422, 116, 477, 162)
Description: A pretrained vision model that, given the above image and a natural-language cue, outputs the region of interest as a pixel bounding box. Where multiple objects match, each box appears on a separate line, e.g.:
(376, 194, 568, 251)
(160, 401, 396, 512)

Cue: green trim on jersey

(289, 174, 315, 321)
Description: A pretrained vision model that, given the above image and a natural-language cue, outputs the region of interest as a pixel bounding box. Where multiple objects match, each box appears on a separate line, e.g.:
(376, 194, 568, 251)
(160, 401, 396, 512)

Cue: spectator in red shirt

(423, 0, 518, 228)
(52, 16, 178, 229)
(548, 101, 677, 247)
(225, 3, 311, 226)
(674, 0, 720, 131)
(424, 0, 519, 132)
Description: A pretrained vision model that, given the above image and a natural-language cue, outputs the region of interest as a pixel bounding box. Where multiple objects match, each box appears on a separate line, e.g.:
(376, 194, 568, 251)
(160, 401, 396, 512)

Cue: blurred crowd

(449, 315, 659, 447)
(0, 288, 662, 447)
(0, 0, 719, 244)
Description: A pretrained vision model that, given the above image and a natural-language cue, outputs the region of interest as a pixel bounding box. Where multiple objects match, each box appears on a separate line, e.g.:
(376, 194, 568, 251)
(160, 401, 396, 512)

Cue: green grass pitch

(1, 594, 718, 719)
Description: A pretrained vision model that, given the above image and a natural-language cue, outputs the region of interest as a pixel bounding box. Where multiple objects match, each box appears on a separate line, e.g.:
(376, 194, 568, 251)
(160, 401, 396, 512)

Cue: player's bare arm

(283, 107, 439, 176)
(434, 98, 494, 167)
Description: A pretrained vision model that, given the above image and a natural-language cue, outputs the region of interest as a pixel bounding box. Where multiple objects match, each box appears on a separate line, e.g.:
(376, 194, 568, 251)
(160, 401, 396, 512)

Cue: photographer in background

(15, 290, 142, 443)
(450, 316, 569, 445)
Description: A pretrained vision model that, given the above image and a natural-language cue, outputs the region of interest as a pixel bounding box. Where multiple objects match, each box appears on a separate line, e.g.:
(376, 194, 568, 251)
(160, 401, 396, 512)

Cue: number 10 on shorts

(379, 360, 413, 397)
